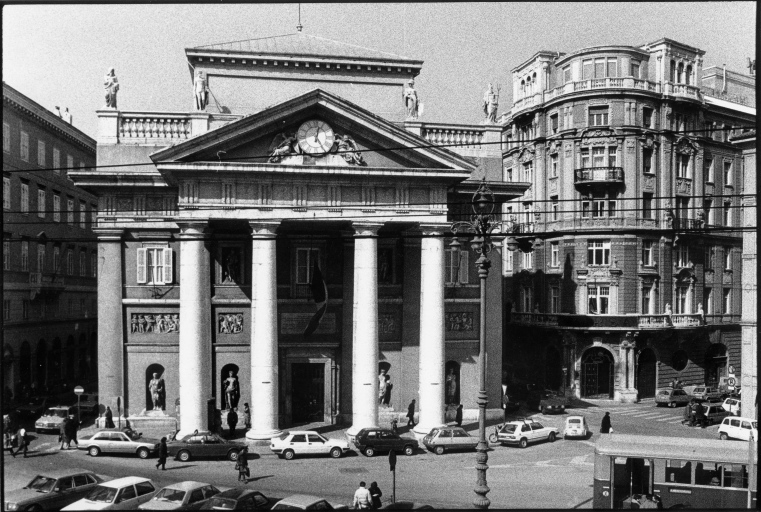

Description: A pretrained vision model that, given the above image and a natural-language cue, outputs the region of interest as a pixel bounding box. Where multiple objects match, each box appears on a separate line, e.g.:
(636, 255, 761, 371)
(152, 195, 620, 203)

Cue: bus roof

(595, 434, 757, 464)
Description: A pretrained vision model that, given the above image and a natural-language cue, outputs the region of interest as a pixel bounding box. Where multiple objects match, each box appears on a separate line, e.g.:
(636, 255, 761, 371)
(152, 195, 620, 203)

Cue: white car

(495, 419, 559, 448)
(722, 397, 741, 416)
(271, 494, 348, 510)
(718, 416, 758, 441)
(563, 415, 589, 439)
(35, 405, 77, 433)
(270, 430, 351, 460)
(137, 481, 221, 510)
(62, 476, 157, 510)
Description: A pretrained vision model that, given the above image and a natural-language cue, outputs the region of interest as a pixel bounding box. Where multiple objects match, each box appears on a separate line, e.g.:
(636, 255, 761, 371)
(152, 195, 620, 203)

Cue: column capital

(177, 222, 209, 240)
(418, 223, 448, 237)
(352, 222, 384, 237)
(249, 221, 280, 238)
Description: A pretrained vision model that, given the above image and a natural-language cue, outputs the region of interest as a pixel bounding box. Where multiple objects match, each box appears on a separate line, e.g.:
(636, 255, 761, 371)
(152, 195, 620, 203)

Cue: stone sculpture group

(131, 314, 180, 334)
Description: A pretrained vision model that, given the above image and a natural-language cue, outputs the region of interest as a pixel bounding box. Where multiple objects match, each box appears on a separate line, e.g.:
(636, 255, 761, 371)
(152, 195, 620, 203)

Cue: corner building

(500, 39, 755, 402)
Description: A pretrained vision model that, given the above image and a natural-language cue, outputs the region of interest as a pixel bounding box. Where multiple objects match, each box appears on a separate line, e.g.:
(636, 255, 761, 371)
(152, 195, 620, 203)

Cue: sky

(3, 3, 756, 139)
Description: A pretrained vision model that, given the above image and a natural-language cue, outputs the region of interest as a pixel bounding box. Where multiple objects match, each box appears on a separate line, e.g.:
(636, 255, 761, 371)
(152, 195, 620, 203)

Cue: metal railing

(510, 312, 717, 329)
(574, 167, 624, 183)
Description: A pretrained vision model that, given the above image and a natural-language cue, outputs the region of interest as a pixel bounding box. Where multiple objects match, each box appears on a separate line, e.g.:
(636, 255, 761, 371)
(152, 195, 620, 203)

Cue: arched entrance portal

(704, 343, 727, 388)
(545, 347, 563, 392)
(581, 347, 614, 399)
(636, 348, 658, 399)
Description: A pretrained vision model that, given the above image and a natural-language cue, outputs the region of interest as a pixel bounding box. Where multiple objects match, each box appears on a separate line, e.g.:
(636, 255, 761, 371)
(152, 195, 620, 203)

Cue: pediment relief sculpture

(518, 147, 535, 163)
(675, 137, 698, 155)
(267, 128, 366, 166)
(545, 140, 561, 154)
(268, 132, 301, 163)
(580, 128, 616, 147)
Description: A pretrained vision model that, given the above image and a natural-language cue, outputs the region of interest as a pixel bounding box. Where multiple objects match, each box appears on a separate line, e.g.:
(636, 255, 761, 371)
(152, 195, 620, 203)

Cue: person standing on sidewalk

(104, 406, 115, 428)
(352, 481, 372, 509)
(65, 415, 79, 449)
(236, 446, 249, 482)
(242, 403, 251, 431)
(227, 408, 238, 439)
(369, 481, 383, 509)
(156, 437, 168, 470)
(59, 417, 70, 450)
(600, 412, 612, 434)
(12, 427, 28, 458)
(406, 399, 416, 427)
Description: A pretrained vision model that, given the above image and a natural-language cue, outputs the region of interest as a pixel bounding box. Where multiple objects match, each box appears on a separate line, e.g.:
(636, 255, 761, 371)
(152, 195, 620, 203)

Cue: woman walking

(104, 406, 115, 429)
(369, 481, 383, 509)
(236, 446, 249, 482)
(600, 412, 612, 434)
(156, 437, 168, 470)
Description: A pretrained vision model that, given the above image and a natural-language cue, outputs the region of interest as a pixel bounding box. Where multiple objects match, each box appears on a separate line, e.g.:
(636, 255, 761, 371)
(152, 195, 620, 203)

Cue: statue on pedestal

(193, 70, 209, 111)
(403, 79, 420, 119)
(104, 68, 119, 109)
(483, 83, 500, 124)
(224, 370, 240, 411)
(148, 372, 165, 411)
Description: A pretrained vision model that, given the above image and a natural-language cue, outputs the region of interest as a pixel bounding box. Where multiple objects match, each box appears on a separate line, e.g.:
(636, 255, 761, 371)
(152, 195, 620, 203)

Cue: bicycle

(488, 424, 502, 444)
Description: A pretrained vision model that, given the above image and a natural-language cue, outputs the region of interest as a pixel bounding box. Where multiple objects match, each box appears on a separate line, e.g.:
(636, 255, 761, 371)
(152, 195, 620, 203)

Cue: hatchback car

(654, 388, 690, 407)
(4, 469, 104, 512)
(422, 426, 478, 455)
(718, 416, 758, 441)
(495, 419, 559, 448)
(199, 489, 271, 510)
(35, 405, 77, 433)
(271, 494, 347, 510)
(353, 428, 418, 457)
(722, 397, 742, 416)
(702, 404, 731, 426)
(80, 429, 161, 459)
(138, 481, 221, 510)
(271, 430, 351, 460)
(62, 476, 157, 510)
(562, 415, 589, 439)
(166, 431, 246, 462)
(690, 386, 722, 402)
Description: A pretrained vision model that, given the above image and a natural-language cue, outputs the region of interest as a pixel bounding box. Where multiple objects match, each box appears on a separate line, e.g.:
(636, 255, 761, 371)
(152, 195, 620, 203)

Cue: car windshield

(207, 497, 237, 510)
(500, 424, 518, 434)
(154, 488, 186, 503)
(210, 434, 225, 442)
(271, 504, 304, 510)
(658, 390, 671, 395)
(50, 409, 69, 418)
(25, 476, 56, 493)
(85, 485, 117, 503)
(568, 419, 581, 424)
(124, 430, 141, 440)
(429, 429, 440, 437)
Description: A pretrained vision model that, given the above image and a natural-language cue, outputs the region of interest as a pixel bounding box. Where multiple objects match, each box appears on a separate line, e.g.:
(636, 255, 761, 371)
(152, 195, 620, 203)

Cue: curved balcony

(574, 167, 624, 184)
(509, 312, 712, 330)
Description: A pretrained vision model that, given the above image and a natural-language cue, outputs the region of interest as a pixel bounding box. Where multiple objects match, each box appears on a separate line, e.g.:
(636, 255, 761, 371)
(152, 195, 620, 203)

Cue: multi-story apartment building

(498, 39, 755, 402)
(3, 82, 98, 402)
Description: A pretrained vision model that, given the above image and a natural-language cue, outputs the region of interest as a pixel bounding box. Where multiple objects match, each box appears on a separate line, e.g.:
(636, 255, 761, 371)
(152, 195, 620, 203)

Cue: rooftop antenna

(296, 4, 303, 32)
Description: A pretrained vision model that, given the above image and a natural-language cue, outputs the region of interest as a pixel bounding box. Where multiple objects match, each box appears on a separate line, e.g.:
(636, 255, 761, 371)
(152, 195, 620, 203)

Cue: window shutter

(162, 248, 173, 284)
(136, 248, 147, 284)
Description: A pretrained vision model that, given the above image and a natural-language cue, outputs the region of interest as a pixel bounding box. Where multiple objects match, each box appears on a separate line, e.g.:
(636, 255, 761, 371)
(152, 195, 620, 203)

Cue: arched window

(685, 65, 693, 86)
(677, 62, 684, 84)
(445, 361, 461, 405)
(670, 60, 677, 82)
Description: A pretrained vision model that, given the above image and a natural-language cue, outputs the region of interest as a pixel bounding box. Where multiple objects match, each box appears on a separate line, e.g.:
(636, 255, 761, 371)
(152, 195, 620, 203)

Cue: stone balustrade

(420, 124, 485, 149)
(97, 110, 214, 144)
(671, 314, 704, 327)
(638, 315, 671, 328)
(509, 312, 718, 329)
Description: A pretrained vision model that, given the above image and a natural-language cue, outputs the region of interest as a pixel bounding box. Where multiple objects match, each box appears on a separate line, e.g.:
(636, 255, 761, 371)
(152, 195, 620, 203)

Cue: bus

(593, 434, 757, 509)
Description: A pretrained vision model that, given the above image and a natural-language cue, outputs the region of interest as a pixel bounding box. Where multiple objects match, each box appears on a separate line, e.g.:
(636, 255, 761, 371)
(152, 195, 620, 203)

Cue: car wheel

(283, 449, 295, 460)
(364, 447, 376, 457)
(720, 433, 729, 440)
(434, 446, 445, 455)
(137, 447, 150, 459)
(228, 450, 239, 462)
(519, 438, 528, 449)
(330, 447, 342, 459)
(404, 445, 415, 456)
(88, 446, 100, 457)
(178, 449, 191, 462)
(669, 402, 676, 408)
(548, 432, 556, 443)
(488, 433, 498, 444)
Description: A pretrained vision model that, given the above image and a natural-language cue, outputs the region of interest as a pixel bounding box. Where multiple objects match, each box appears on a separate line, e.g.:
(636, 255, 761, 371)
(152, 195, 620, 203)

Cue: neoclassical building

(499, 38, 755, 402)
(71, 33, 526, 438)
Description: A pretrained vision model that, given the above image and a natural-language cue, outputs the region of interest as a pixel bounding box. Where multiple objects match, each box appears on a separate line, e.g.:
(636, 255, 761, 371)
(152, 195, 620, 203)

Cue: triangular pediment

(149, 88, 476, 173)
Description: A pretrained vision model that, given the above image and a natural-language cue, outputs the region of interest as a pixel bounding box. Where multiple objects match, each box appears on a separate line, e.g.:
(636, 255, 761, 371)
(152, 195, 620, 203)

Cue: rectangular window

(704, 199, 713, 226)
(67, 154, 73, 170)
(136, 247, 173, 285)
(295, 248, 319, 285)
(53, 147, 60, 174)
(37, 244, 45, 273)
(643, 147, 653, 173)
(91, 253, 97, 277)
(592, 196, 606, 218)
(676, 197, 689, 222)
(521, 286, 533, 312)
(706, 246, 715, 269)
(445, 248, 469, 285)
(550, 114, 559, 134)
(522, 161, 533, 182)
(642, 240, 654, 266)
(665, 460, 692, 484)
(723, 247, 732, 270)
(642, 107, 653, 129)
(551, 196, 559, 220)
(722, 288, 731, 314)
(522, 250, 533, 270)
(550, 286, 560, 313)
(503, 239, 514, 275)
(550, 154, 558, 177)
(53, 246, 60, 273)
(3, 177, 10, 209)
(676, 245, 689, 268)
(66, 249, 73, 275)
(503, 167, 512, 182)
(703, 288, 713, 314)
(723, 202, 731, 226)
(608, 197, 617, 217)
(91, 205, 97, 226)
(705, 156, 714, 182)
(20, 131, 29, 161)
(3, 300, 9, 321)
(676, 154, 690, 178)
(589, 107, 609, 126)
(37, 188, 46, 219)
(22, 300, 29, 320)
(550, 242, 559, 267)
(3, 240, 9, 270)
(592, 147, 605, 167)
(21, 240, 29, 271)
(79, 202, 86, 228)
(53, 194, 61, 222)
(606, 58, 617, 78)
(642, 286, 652, 313)
(588, 285, 610, 314)
(723, 161, 732, 185)
(37, 141, 45, 167)
(581, 148, 590, 168)
(79, 251, 86, 276)
(587, 240, 611, 266)
(2, 122, 9, 153)
(67, 198, 74, 224)
(582, 60, 593, 80)
(594, 58, 605, 78)
(631, 61, 641, 79)
(643, 193, 653, 219)
(21, 183, 29, 213)
(563, 66, 571, 84)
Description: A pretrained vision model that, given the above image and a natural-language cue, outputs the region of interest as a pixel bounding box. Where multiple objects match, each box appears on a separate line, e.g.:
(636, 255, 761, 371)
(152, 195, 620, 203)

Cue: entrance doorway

(545, 346, 563, 391)
(291, 363, 325, 423)
(636, 349, 657, 399)
(581, 347, 614, 398)
(704, 344, 727, 387)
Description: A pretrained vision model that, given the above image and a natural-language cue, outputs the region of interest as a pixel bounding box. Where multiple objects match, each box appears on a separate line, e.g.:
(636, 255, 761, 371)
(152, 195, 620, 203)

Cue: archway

(220, 363, 240, 410)
(35, 339, 47, 394)
(636, 348, 658, 399)
(704, 343, 727, 388)
(581, 347, 615, 398)
(145, 364, 166, 411)
(545, 346, 563, 391)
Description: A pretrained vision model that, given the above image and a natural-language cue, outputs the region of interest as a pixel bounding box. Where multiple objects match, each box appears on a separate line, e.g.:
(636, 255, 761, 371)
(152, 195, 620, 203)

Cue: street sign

(74, 386, 84, 395)
(388, 449, 397, 471)
(728, 378, 736, 386)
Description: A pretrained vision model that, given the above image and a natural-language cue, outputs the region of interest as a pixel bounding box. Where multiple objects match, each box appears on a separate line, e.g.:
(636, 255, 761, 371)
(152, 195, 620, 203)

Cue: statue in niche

(223, 370, 240, 410)
(336, 135, 365, 165)
(378, 369, 387, 405)
(664, 303, 673, 315)
(193, 70, 209, 111)
(378, 248, 393, 284)
(403, 79, 420, 119)
(103, 67, 119, 109)
(148, 372, 165, 410)
(697, 302, 705, 318)
(219, 315, 231, 334)
(222, 248, 240, 283)
(268, 133, 299, 163)
(446, 368, 458, 405)
(483, 83, 500, 124)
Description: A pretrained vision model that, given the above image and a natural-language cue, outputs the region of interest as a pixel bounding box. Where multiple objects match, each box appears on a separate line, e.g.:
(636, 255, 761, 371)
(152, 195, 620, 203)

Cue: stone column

(95, 228, 124, 424)
(247, 222, 282, 440)
(346, 223, 382, 440)
(177, 223, 212, 437)
(414, 226, 447, 437)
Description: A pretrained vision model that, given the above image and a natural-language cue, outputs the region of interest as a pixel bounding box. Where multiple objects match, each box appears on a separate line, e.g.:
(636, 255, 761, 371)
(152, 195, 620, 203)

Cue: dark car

(353, 428, 417, 457)
(15, 396, 50, 419)
(422, 426, 478, 455)
(166, 431, 245, 462)
(3, 469, 104, 511)
(538, 390, 568, 414)
(199, 489, 271, 510)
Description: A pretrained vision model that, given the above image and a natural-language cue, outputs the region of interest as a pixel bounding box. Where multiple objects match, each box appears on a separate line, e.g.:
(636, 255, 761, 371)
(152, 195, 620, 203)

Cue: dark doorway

(292, 363, 324, 423)
(581, 347, 614, 398)
(637, 349, 657, 399)
(704, 343, 727, 387)
(545, 347, 563, 391)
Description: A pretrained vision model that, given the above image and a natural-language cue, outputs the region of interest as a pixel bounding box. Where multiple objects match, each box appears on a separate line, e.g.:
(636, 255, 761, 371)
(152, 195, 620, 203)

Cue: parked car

(80, 429, 161, 459)
(3, 469, 104, 511)
(271, 494, 347, 510)
(690, 386, 722, 402)
(563, 415, 589, 439)
(655, 388, 690, 407)
(352, 428, 418, 457)
(722, 397, 742, 416)
(270, 430, 351, 460)
(717, 376, 740, 397)
(379, 503, 435, 510)
(167, 430, 245, 462)
(422, 426, 478, 455)
(138, 481, 221, 510)
(538, 390, 568, 414)
(35, 405, 77, 433)
(16, 396, 50, 419)
(79, 393, 100, 416)
(702, 403, 731, 426)
(495, 419, 559, 448)
(61, 476, 157, 510)
(198, 489, 271, 510)
(718, 416, 758, 441)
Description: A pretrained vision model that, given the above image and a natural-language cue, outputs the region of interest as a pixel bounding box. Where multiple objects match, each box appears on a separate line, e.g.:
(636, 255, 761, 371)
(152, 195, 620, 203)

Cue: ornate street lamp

(449, 179, 518, 510)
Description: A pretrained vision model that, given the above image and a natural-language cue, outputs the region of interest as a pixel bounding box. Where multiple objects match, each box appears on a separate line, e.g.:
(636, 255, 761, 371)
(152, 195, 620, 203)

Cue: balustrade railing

(420, 125, 485, 149)
(513, 79, 660, 114)
(672, 218, 704, 230)
(118, 113, 193, 140)
(671, 314, 704, 327)
(574, 167, 624, 183)
(510, 312, 716, 329)
(29, 272, 66, 287)
(638, 315, 671, 328)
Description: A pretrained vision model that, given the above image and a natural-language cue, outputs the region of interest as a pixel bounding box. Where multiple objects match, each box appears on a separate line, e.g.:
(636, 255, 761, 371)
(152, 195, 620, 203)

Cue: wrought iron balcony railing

(574, 167, 624, 184)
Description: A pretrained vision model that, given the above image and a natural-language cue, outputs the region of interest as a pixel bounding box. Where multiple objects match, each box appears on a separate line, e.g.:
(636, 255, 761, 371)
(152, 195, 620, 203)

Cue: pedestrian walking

(242, 403, 251, 430)
(390, 417, 398, 435)
(406, 399, 416, 427)
(156, 437, 168, 470)
(683, 400, 694, 425)
(600, 412, 612, 434)
(65, 415, 79, 449)
(688, 401, 698, 427)
(59, 417, 70, 449)
(236, 446, 249, 482)
(695, 403, 707, 428)
(227, 408, 238, 439)
(12, 427, 28, 458)
(369, 481, 383, 509)
(455, 404, 463, 427)
(352, 481, 372, 509)
(104, 406, 115, 428)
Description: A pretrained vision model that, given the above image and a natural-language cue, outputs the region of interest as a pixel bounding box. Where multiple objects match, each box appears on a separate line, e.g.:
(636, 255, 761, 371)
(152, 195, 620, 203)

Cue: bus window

(665, 460, 692, 484)
(594, 453, 610, 480)
(722, 464, 748, 488)
(695, 462, 721, 486)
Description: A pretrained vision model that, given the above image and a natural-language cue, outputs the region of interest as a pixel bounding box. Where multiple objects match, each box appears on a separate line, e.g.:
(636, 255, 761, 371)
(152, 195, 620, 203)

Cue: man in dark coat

(406, 399, 416, 427)
(156, 437, 168, 470)
(227, 409, 238, 439)
(600, 412, 612, 434)
(695, 403, 707, 428)
(104, 406, 115, 428)
(455, 405, 463, 427)
(65, 415, 79, 448)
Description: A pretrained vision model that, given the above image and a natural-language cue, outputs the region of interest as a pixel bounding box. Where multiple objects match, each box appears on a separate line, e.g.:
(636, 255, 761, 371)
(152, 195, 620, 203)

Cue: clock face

(296, 120, 336, 155)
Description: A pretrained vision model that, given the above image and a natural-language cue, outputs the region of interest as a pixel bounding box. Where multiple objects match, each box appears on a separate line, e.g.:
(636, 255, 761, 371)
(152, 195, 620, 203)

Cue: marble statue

(483, 83, 500, 124)
(148, 372, 165, 410)
(378, 369, 387, 405)
(104, 68, 119, 109)
(193, 70, 209, 111)
(697, 303, 704, 317)
(446, 368, 458, 405)
(664, 303, 673, 315)
(403, 79, 419, 119)
(223, 249, 240, 283)
(224, 370, 240, 410)
(337, 135, 365, 165)
(268, 133, 298, 163)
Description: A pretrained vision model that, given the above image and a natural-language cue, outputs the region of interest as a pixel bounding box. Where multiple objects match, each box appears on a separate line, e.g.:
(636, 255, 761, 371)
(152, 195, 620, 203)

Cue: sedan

(62, 476, 157, 510)
(166, 431, 245, 462)
(270, 431, 351, 460)
(35, 406, 77, 433)
(138, 481, 221, 510)
(271, 494, 347, 510)
(199, 489, 271, 510)
(80, 429, 161, 459)
(3, 469, 104, 512)
(495, 419, 559, 448)
(422, 426, 478, 455)
(655, 388, 691, 408)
